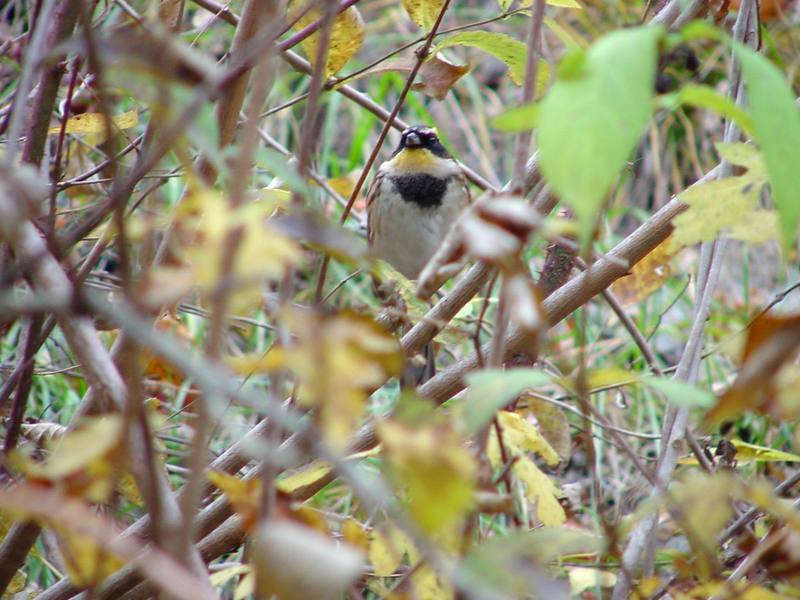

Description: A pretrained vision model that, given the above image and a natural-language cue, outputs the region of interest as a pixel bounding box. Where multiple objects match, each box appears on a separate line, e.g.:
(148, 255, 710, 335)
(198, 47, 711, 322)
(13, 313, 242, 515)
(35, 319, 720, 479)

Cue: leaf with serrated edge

(672, 143, 778, 248)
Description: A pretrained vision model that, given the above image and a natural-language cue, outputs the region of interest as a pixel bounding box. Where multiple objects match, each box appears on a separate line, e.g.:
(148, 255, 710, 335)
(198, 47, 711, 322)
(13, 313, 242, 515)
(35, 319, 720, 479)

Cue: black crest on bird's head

(393, 126, 450, 158)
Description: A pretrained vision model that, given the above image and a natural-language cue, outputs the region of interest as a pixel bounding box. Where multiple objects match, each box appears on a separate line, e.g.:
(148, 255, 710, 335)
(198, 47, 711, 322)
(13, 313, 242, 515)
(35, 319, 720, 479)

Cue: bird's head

(393, 126, 450, 159)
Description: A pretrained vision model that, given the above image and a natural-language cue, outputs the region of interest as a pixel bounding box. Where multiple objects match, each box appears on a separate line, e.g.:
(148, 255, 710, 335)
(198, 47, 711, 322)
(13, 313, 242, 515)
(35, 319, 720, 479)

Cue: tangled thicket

(1, 0, 800, 599)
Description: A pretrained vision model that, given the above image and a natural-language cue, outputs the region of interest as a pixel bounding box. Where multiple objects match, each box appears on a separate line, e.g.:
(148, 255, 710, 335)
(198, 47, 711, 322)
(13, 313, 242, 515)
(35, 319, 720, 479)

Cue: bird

(366, 125, 471, 385)
(366, 125, 471, 280)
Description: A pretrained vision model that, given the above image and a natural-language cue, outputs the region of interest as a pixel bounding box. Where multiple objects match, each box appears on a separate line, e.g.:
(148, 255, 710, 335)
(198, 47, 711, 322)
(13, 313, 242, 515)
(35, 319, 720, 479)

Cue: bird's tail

(400, 342, 436, 389)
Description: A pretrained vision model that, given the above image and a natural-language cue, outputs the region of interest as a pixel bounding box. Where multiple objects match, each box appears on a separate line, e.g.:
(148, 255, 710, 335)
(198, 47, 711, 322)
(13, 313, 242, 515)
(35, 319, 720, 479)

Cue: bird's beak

(405, 132, 422, 147)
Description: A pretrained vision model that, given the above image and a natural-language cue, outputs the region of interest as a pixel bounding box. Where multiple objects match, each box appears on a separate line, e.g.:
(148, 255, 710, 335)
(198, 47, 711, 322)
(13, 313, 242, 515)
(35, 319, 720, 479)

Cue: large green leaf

(536, 26, 661, 242)
(735, 45, 800, 253)
(432, 31, 541, 86)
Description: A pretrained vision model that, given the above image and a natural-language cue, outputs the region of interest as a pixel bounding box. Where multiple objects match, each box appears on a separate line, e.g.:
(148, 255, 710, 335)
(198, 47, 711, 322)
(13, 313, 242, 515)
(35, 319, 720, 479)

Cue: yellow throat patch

(389, 148, 438, 170)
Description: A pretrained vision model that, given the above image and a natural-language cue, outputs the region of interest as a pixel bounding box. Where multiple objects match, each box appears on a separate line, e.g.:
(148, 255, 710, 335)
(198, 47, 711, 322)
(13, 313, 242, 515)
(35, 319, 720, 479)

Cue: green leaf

(490, 102, 539, 132)
(660, 83, 754, 136)
(462, 368, 551, 433)
(432, 31, 529, 85)
(643, 378, 715, 408)
(537, 25, 662, 242)
(735, 44, 800, 253)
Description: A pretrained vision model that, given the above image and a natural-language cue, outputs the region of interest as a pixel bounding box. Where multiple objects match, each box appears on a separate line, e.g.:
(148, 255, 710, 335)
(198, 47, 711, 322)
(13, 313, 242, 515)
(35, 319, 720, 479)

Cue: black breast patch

(390, 174, 448, 209)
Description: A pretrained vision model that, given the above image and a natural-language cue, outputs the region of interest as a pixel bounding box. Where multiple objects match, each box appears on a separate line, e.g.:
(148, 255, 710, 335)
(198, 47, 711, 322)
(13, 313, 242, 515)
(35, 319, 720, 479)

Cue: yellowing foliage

(379, 419, 476, 535)
(48, 110, 138, 137)
(488, 411, 565, 525)
(611, 235, 678, 306)
(251, 310, 403, 447)
(172, 188, 300, 313)
(672, 143, 779, 249)
(12, 416, 123, 503)
(287, 1, 365, 76)
(402, 0, 445, 29)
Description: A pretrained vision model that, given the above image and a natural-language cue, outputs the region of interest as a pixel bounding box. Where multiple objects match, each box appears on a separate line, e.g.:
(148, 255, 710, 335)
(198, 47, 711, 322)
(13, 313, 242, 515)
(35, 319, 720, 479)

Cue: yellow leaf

(342, 518, 369, 553)
(225, 350, 286, 375)
(48, 110, 138, 136)
(568, 567, 616, 594)
(402, 0, 445, 29)
(13, 416, 123, 503)
(276, 461, 332, 494)
(678, 580, 785, 600)
(234, 571, 256, 600)
(519, 394, 571, 462)
(671, 471, 736, 579)
(207, 471, 260, 531)
(5, 569, 26, 595)
(489, 410, 561, 467)
(488, 411, 564, 525)
(672, 143, 778, 248)
(276, 309, 403, 447)
(379, 420, 476, 535)
(369, 525, 418, 577)
(325, 173, 358, 199)
(611, 235, 678, 306)
(117, 470, 144, 506)
(411, 564, 452, 600)
(679, 440, 800, 465)
(174, 188, 301, 313)
(432, 32, 548, 87)
(512, 455, 566, 525)
(57, 528, 125, 588)
(287, 1, 364, 76)
(210, 564, 252, 588)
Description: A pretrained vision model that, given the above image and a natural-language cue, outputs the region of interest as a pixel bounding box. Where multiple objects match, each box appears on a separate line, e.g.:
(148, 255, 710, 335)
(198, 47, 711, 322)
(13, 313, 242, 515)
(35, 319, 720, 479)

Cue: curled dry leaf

(417, 195, 541, 299)
(460, 195, 541, 265)
(611, 234, 677, 306)
(251, 520, 364, 600)
(505, 272, 544, 335)
(287, 1, 365, 77)
(416, 54, 470, 99)
(704, 312, 800, 427)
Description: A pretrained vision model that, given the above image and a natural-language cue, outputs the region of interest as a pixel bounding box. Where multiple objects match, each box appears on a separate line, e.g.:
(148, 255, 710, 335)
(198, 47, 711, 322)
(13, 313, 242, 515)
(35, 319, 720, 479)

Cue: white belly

(371, 180, 466, 279)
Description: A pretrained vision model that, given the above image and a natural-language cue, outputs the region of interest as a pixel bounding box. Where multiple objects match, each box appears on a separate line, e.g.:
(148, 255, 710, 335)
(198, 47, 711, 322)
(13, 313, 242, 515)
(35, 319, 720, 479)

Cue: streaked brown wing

(365, 170, 385, 246)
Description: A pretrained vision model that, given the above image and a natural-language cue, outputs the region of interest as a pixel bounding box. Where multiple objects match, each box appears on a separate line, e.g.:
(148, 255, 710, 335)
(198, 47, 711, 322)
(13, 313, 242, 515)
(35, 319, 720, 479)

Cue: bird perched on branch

(366, 125, 471, 385)
(367, 125, 471, 280)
